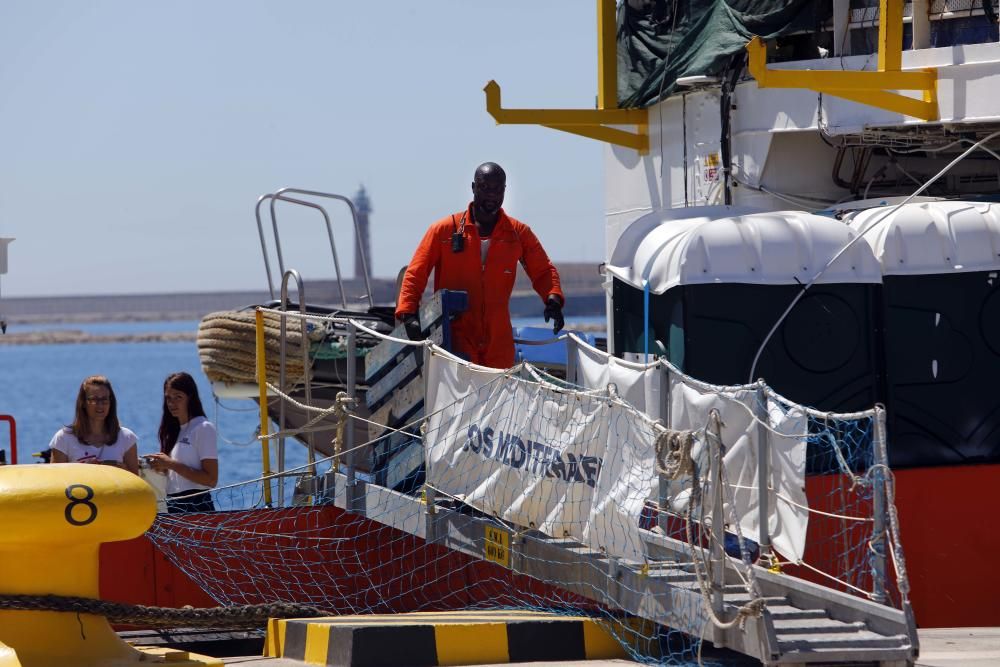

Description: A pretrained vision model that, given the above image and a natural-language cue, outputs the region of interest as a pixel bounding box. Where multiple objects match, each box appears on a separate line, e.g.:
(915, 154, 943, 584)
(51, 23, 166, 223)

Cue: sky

(0, 1, 605, 297)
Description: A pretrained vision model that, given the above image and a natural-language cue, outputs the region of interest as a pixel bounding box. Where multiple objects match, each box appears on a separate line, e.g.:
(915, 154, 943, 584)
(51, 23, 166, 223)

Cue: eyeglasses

(86, 396, 111, 405)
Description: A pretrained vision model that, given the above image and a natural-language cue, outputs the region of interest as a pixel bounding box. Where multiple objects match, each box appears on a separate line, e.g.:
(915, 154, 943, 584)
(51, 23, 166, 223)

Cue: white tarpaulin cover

(573, 339, 810, 561)
(424, 351, 658, 562)
(570, 340, 665, 421)
(666, 370, 808, 562)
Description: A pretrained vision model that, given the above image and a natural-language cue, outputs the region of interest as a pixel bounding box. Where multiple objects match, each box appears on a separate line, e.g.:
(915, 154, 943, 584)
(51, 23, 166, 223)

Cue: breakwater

(0, 331, 197, 346)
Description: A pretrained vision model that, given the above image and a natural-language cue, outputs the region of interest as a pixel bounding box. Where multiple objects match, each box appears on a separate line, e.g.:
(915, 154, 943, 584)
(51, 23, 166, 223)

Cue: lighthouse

(353, 185, 372, 282)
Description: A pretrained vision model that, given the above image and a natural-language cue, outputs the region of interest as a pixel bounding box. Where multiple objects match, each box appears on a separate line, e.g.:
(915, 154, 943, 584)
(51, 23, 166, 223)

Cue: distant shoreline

(0, 331, 197, 346)
(1, 319, 605, 346)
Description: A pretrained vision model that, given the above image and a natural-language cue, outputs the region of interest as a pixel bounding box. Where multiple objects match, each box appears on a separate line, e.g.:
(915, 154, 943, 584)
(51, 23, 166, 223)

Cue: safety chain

(0, 594, 326, 628)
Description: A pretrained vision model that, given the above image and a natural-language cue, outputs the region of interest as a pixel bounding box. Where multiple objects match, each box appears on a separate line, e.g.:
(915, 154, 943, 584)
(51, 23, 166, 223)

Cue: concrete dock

(212, 627, 1000, 666)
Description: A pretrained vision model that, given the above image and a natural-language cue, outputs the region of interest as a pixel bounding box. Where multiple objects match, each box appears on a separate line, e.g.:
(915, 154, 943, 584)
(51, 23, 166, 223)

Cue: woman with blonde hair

(49, 375, 139, 474)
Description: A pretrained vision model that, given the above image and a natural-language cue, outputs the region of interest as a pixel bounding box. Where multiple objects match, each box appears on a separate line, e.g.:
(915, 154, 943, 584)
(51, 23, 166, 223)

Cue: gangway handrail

(255, 192, 351, 306)
(268, 193, 349, 309)
(274, 188, 375, 310)
(279, 269, 317, 506)
(254, 194, 280, 301)
(0, 415, 16, 464)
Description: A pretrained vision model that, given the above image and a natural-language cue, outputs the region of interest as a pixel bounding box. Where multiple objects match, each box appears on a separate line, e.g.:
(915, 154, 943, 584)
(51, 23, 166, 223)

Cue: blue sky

(0, 1, 605, 297)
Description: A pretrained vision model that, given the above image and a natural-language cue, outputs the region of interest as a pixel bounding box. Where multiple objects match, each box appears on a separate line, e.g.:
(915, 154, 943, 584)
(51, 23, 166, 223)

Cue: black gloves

(543, 296, 564, 334)
(400, 313, 424, 341)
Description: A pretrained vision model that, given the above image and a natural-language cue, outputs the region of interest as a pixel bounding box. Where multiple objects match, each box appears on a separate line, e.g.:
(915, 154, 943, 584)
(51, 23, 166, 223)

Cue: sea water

(0, 316, 606, 488)
(0, 320, 306, 489)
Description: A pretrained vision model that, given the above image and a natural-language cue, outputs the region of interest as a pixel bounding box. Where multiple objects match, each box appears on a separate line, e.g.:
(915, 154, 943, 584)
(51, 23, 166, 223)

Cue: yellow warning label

(704, 152, 721, 167)
(484, 526, 510, 568)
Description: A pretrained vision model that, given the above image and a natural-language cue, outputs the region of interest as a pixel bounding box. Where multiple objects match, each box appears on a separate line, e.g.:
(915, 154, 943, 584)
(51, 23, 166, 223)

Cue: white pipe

(834, 0, 852, 56)
(912, 0, 931, 50)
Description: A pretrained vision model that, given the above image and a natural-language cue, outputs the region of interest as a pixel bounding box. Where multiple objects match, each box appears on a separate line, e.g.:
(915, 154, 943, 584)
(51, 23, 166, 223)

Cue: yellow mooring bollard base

(0, 464, 220, 666)
(0, 642, 21, 667)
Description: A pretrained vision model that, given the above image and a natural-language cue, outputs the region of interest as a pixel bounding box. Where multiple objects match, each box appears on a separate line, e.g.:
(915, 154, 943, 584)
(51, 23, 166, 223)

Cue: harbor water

(0, 316, 606, 487)
(0, 319, 303, 489)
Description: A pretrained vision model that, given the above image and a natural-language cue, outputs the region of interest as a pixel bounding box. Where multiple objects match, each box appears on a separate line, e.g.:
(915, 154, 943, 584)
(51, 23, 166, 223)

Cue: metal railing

(254, 189, 374, 308)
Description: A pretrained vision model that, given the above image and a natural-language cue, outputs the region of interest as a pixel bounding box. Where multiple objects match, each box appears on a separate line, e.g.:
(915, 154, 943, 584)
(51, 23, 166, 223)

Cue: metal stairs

(321, 468, 918, 667)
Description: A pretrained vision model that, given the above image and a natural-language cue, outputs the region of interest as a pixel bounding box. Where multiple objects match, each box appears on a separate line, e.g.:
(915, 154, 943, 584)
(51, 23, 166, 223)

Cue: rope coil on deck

(197, 310, 323, 385)
(0, 594, 326, 628)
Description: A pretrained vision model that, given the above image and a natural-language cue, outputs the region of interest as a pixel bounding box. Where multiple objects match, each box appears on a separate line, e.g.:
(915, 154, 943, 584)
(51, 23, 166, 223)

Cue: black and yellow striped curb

(265, 610, 627, 666)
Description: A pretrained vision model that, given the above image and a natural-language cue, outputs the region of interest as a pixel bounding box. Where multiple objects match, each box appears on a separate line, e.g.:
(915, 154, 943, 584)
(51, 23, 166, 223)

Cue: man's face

(472, 173, 505, 215)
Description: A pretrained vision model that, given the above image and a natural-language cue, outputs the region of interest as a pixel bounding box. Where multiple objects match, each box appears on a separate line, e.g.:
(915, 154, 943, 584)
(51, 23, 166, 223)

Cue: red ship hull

(101, 462, 1000, 628)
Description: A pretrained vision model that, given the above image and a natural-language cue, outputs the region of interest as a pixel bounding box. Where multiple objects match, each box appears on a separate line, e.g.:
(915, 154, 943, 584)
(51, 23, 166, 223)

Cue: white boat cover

(607, 206, 883, 294)
(847, 200, 1000, 275)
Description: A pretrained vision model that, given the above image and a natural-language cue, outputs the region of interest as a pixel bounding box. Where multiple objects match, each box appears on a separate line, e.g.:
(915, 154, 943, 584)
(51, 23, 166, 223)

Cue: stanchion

(255, 308, 274, 507)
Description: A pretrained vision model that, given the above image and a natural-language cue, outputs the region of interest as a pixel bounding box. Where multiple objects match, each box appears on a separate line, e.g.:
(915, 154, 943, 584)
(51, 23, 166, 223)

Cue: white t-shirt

(49, 427, 138, 464)
(480, 237, 491, 265)
(167, 416, 218, 494)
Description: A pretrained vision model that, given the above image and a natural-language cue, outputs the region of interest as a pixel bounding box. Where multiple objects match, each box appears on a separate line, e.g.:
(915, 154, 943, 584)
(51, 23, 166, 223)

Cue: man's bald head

(471, 162, 506, 219)
(474, 162, 506, 185)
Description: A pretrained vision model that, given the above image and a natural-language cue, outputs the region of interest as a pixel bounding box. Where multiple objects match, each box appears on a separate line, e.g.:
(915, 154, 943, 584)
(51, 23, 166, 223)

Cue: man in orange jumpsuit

(395, 162, 564, 369)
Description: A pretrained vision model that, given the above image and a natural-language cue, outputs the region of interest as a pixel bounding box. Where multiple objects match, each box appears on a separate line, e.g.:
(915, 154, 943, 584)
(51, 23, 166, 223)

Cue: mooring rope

(0, 594, 326, 628)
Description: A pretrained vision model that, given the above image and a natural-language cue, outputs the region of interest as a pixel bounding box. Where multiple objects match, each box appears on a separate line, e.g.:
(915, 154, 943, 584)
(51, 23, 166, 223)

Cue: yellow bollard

(0, 464, 219, 666)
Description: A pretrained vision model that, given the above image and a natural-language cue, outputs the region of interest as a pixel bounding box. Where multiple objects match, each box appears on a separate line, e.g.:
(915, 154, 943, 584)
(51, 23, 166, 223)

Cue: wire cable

(748, 129, 1000, 382)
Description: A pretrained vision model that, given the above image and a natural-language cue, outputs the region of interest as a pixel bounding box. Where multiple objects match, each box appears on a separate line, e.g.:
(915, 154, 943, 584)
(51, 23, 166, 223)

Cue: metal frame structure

(254, 188, 375, 309)
(482, 1, 649, 153)
(747, 0, 939, 121)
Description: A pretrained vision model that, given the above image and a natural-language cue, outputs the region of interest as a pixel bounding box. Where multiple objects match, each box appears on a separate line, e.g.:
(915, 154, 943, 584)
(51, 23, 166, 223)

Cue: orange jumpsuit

(396, 206, 564, 369)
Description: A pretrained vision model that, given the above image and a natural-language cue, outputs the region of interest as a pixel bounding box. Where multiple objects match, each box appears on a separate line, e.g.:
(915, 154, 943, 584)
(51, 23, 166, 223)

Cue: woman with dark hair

(145, 372, 218, 513)
(49, 375, 139, 474)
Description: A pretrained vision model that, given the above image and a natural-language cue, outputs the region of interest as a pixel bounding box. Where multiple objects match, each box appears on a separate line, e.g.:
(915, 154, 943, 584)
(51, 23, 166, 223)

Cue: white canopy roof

(607, 206, 882, 294)
(846, 200, 1000, 276)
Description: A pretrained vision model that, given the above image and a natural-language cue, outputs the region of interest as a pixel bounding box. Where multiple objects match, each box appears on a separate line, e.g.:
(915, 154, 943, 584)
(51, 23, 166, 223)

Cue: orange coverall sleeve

(395, 223, 442, 319)
(518, 225, 564, 306)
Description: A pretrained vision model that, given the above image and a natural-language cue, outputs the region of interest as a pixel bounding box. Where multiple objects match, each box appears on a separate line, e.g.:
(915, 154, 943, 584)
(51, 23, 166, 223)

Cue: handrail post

(281, 270, 317, 505)
(278, 281, 289, 507)
(872, 406, 889, 604)
(254, 194, 278, 300)
(564, 333, 578, 385)
(755, 382, 772, 562)
(255, 308, 274, 507)
(345, 320, 362, 514)
(708, 409, 727, 646)
(0, 416, 16, 465)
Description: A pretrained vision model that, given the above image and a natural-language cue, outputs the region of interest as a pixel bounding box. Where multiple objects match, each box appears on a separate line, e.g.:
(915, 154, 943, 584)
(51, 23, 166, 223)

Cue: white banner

(424, 352, 658, 562)
(666, 369, 809, 562)
(570, 341, 665, 420)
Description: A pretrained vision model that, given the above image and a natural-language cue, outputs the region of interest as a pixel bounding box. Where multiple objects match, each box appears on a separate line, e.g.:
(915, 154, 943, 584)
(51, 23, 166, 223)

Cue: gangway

(245, 280, 918, 666)
(300, 302, 919, 667)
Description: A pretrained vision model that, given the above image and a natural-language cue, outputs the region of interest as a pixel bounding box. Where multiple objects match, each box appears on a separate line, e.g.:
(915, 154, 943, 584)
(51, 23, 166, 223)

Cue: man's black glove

(400, 313, 424, 341)
(543, 296, 564, 335)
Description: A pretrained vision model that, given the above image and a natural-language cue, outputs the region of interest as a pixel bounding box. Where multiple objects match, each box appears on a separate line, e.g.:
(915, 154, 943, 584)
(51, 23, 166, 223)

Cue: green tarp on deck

(618, 0, 831, 108)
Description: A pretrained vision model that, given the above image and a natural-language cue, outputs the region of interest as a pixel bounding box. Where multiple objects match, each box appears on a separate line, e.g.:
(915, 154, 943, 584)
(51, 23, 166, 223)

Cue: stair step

(777, 632, 911, 651)
(777, 645, 915, 664)
(725, 594, 787, 608)
(646, 568, 698, 583)
(765, 605, 829, 621)
(669, 580, 749, 595)
(772, 618, 867, 635)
